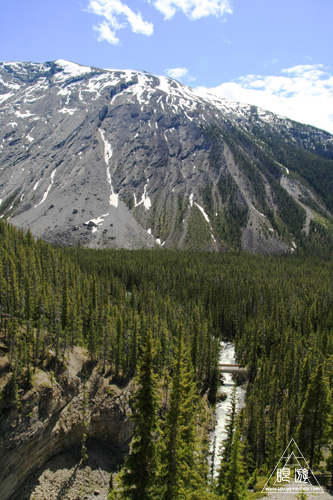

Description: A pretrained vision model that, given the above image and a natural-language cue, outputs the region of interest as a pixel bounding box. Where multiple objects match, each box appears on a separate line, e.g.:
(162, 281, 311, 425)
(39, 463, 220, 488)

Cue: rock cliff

(0, 346, 132, 500)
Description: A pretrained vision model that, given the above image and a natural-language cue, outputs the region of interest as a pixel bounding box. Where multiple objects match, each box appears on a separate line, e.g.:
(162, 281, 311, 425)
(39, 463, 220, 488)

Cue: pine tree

(81, 367, 89, 465)
(222, 427, 246, 500)
(157, 328, 204, 500)
(6, 360, 20, 408)
(7, 317, 18, 367)
(296, 363, 331, 468)
(114, 330, 158, 500)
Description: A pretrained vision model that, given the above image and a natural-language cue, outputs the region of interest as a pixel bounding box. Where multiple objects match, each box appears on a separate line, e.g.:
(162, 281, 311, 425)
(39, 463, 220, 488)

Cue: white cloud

(165, 67, 187, 79)
(87, 0, 153, 45)
(282, 64, 324, 76)
(151, 0, 233, 20)
(165, 67, 188, 79)
(165, 67, 196, 82)
(94, 20, 121, 44)
(202, 64, 333, 134)
(87, 0, 233, 45)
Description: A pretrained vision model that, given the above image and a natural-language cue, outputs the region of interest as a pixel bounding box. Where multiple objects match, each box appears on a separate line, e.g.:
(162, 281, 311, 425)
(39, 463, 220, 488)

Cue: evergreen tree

(114, 330, 158, 500)
(296, 363, 331, 468)
(222, 427, 246, 500)
(0, 216, 332, 491)
(157, 328, 205, 500)
(6, 360, 20, 408)
(81, 367, 89, 465)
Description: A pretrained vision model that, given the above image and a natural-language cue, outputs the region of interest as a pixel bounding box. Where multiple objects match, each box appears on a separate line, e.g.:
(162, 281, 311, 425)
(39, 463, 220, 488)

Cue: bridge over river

(219, 363, 248, 375)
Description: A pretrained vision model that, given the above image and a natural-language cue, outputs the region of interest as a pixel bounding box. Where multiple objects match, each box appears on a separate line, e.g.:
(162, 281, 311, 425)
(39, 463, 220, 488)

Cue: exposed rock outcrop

(0, 347, 132, 500)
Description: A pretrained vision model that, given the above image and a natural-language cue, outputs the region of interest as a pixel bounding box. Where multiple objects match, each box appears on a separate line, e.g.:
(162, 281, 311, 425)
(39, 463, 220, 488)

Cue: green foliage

(294, 489, 308, 500)
(296, 363, 332, 467)
(252, 124, 333, 212)
(175, 194, 189, 236)
(201, 122, 333, 249)
(204, 123, 225, 174)
(116, 331, 158, 500)
(305, 218, 333, 258)
(0, 217, 332, 494)
(327, 445, 333, 481)
(155, 200, 173, 242)
(6, 366, 20, 408)
(185, 204, 212, 250)
(222, 427, 246, 500)
(198, 180, 248, 250)
(0, 189, 21, 217)
(217, 175, 248, 248)
(246, 469, 258, 490)
(81, 371, 89, 465)
(156, 329, 208, 500)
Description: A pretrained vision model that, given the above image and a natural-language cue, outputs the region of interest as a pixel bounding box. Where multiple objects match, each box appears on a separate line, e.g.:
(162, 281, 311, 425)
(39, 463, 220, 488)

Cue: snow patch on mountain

(275, 161, 289, 175)
(15, 110, 35, 118)
(109, 193, 118, 208)
(99, 129, 118, 208)
(157, 76, 174, 95)
(0, 77, 20, 90)
(134, 180, 151, 210)
(85, 213, 109, 233)
(99, 129, 112, 165)
(0, 93, 14, 103)
(130, 73, 156, 110)
(54, 60, 92, 83)
(252, 206, 266, 218)
(58, 87, 71, 97)
(58, 108, 77, 116)
(194, 202, 216, 243)
(34, 169, 57, 208)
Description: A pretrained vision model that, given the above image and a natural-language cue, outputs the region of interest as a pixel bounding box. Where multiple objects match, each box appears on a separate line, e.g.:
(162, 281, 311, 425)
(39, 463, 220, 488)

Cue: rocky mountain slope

(0, 60, 332, 252)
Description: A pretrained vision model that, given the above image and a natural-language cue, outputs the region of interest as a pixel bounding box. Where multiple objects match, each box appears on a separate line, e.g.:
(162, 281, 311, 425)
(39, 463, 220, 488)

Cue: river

(209, 341, 246, 478)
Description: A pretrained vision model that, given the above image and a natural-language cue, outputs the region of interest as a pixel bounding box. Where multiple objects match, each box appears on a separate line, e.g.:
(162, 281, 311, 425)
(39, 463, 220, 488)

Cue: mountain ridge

(0, 59, 332, 253)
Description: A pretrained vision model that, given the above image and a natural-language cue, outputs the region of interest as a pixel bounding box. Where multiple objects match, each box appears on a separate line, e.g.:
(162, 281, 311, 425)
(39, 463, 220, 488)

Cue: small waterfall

(209, 341, 245, 478)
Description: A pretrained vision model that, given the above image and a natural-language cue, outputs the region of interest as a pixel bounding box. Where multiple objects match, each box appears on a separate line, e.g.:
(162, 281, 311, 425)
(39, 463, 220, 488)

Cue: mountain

(0, 59, 332, 253)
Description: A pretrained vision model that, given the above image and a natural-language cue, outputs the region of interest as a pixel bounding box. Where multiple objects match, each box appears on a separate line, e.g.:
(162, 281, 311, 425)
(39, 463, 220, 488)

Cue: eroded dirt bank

(0, 346, 133, 500)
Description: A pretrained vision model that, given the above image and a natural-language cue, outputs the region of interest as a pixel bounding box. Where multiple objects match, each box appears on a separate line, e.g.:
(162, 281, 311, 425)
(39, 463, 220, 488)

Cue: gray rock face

(0, 347, 132, 500)
(0, 60, 332, 252)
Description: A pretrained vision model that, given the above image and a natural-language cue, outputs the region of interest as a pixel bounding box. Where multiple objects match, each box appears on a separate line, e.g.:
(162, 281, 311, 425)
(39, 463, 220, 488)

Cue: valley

(0, 219, 332, 498)
(0, 59, 332, 499)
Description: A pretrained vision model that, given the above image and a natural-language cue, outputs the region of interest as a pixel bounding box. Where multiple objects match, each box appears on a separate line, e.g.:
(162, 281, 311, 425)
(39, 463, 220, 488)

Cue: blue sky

(1, 0, 333, 133)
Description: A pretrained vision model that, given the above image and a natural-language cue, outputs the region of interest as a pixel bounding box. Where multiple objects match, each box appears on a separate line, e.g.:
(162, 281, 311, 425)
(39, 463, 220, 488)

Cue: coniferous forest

(0, 218, 332, 499)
